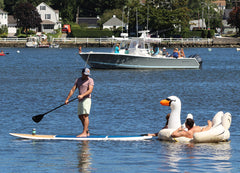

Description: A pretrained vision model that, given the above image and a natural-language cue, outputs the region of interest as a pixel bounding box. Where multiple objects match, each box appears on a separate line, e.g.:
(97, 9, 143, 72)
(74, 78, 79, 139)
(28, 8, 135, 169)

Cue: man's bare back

(171, 119, 212, 138)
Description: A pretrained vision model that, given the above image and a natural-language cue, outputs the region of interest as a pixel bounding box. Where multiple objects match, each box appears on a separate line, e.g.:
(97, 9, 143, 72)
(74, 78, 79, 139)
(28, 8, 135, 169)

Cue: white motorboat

(79, 33, 202, 69)
(26, 36, 38, 48)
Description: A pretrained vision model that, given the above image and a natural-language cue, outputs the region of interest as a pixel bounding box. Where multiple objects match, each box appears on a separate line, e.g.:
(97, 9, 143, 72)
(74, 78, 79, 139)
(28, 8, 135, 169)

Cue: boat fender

(222, 112, 231, 130)
(212, 111, 224, 127)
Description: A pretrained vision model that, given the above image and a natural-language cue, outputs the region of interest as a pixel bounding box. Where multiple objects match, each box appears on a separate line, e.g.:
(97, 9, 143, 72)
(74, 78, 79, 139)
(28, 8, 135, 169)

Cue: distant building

(222, 8, 237, 34)
(8, 15, 17, 37)
(36, 2, 61, 33)
(0, 9, 8, 27)
(212, 0, 226, 11)
(189, 19, 206, 30)
(77, 17, 100, 28)
(103, 15, 126, 30)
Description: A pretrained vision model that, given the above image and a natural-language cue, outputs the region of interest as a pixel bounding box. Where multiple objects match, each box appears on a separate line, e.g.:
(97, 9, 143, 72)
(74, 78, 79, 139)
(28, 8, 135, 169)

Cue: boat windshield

(128, 39, 151, 56)
(129, 39, 146, 49)
(27, 37, 37, 42)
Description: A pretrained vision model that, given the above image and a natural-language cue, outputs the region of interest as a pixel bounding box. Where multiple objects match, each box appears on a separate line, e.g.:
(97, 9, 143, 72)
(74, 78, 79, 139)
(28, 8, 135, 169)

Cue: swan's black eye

(166, 98, 176, 105)
(166, 98, 172, 105)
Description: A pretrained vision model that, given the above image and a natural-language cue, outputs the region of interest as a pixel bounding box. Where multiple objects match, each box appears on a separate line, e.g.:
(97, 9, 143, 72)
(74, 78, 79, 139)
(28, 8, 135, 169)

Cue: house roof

(0, 9, 7, 14)
(212, 0, 226, 6)
(37, 2, 55, 12)
(41, 20, 55, 25)
(103, 15, 124, 26)
(8, 15, 17, 26)
(223, 9, 232, 20)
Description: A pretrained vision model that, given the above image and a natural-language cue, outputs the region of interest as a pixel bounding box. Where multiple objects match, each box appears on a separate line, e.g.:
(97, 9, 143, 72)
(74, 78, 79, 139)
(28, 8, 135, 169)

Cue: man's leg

(77, 114, 89, 137)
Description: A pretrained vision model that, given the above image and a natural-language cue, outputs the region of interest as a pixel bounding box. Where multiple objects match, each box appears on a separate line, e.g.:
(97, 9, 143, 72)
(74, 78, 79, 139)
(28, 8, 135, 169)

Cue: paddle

(32, 97, 78, 123)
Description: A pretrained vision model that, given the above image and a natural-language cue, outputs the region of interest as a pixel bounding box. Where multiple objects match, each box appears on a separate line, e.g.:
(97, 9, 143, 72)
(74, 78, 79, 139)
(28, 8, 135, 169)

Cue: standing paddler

(65, 68, 94, 137)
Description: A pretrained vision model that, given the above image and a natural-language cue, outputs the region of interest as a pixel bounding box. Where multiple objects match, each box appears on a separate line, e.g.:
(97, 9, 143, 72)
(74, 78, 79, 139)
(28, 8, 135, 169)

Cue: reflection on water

(77, 141, 92, 173)
(160, 141, 232, 172)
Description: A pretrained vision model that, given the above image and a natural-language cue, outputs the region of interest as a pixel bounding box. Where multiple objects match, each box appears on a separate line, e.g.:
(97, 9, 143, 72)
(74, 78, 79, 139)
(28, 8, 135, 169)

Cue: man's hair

(185, 118, 194, 129)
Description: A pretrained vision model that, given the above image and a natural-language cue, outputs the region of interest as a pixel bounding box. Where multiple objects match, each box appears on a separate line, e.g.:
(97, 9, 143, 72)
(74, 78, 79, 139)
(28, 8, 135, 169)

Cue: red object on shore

(62, 24, 71, 33)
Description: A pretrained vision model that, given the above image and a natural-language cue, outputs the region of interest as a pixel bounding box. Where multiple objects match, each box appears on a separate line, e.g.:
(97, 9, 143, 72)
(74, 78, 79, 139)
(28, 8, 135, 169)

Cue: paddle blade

(32, 114, 44, 123)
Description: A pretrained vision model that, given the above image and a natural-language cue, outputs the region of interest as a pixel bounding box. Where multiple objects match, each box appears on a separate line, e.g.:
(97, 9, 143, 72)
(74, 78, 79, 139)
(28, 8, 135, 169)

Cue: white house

(0, 9, 8, 27)
(36, 2, 61, 33)
(103, 15, 126, 30)
(8, 15, 17, 37)
(189, 19, 206, 30)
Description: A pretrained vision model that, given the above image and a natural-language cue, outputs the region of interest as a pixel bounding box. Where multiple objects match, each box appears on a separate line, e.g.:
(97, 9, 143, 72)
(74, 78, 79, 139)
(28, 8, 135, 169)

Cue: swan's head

(160, 96, 181, 109)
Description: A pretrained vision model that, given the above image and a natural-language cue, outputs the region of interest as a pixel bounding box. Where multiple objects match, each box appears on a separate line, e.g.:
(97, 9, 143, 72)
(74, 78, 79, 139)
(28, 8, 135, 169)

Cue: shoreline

(0, 37, 239, 48)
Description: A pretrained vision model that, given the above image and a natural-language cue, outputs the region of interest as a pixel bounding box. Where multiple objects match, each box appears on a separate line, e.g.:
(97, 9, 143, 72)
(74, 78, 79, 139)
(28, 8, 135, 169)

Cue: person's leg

(79, 114, 84, 127)
(77, 114, 89, 137)
(77, 98, 91, 137)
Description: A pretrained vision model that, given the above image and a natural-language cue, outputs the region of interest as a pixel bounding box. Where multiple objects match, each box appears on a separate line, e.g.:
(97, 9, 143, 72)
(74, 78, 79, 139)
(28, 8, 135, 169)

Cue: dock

(0, 37, 239, 48)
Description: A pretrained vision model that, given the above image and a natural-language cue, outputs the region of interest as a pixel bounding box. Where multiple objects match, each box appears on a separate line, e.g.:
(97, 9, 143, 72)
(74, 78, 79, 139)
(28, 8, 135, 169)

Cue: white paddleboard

(9, 133, 152, 141)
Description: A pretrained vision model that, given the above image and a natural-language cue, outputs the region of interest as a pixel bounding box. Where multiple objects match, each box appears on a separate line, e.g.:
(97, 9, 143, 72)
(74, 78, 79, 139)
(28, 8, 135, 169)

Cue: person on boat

(162, 47, 168, 56)
(147, 113, 170, 136)
(79, 46, 82, 54)
(115, 43, 120, 53)
(152, 45, 160, 56)
(0, 50, 4, 54)
(125, 48, 129, 54)
(65, 68, 94, 137)
(171, 118, 212, 138)
(179, 48, 185, 58)
(172, 48, 180, 58)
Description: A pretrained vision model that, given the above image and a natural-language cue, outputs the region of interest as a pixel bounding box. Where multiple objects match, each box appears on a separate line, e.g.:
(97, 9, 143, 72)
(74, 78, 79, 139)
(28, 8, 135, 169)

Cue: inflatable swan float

(158, 96, 232, 143)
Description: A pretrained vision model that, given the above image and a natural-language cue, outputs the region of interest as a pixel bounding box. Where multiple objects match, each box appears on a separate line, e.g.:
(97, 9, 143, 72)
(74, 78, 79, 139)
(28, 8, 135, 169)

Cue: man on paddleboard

(65, 68, 94, 137)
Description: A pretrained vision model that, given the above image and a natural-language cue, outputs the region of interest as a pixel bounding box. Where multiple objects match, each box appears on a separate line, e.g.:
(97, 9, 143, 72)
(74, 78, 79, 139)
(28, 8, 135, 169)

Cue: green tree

(136, 0, 190, 37)
(228, 7, 240, 35)
(14, 2, 42, 34)
(0, 0, 4, 9)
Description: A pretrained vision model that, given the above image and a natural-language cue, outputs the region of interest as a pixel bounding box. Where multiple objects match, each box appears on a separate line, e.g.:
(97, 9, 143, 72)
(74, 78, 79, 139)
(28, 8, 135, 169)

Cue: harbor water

(1, 47, 240, 172)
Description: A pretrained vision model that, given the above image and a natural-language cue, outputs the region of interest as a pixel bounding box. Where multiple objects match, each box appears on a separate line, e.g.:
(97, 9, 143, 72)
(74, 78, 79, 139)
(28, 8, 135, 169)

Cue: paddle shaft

(32, 97, 78, 123)
(42, 97, 78, 116)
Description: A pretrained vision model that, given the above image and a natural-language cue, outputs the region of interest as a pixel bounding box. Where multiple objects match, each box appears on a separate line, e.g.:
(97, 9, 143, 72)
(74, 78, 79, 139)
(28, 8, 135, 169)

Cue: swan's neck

(168, 106, 181, 129)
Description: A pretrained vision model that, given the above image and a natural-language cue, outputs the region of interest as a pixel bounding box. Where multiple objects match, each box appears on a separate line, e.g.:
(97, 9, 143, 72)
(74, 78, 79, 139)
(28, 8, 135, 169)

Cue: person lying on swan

(171, 118, 212, 138)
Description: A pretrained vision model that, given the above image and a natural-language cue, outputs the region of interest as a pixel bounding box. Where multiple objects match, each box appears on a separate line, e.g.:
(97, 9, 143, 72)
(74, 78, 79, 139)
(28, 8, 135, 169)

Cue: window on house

(45, 14, 51, 19)
(40, 6, 46, 10)
(44, 24, 54, 29)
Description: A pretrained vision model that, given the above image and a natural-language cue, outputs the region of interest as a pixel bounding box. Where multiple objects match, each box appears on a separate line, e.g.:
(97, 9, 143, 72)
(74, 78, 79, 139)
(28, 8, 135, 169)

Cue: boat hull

(80, 53, 201, 69)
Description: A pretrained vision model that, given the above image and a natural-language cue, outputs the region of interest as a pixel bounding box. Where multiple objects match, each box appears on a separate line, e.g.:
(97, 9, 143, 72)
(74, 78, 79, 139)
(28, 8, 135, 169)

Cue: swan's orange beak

(160, 99, 170, 106)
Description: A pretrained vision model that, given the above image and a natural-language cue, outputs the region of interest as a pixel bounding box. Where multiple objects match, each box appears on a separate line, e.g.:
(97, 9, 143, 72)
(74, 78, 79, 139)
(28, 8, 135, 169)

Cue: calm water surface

(0, 47, 240, 172)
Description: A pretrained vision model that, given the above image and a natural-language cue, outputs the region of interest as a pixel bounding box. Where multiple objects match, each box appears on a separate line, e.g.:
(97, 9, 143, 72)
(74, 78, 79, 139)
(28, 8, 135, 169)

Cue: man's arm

(171, 128, 193, 138)
(65, 85, 77, 104)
